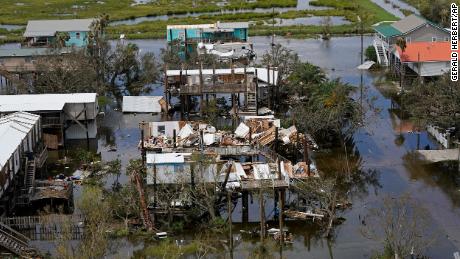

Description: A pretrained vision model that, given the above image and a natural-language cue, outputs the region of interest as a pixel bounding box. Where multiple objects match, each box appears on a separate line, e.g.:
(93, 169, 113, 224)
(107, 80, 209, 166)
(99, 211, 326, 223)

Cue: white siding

(407, 61, 449, 77)
(149, 121, 180, 137)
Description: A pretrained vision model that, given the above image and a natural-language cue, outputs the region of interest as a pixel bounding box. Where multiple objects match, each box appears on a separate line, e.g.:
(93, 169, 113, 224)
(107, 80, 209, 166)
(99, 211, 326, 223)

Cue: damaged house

(0, 93, 98, 149)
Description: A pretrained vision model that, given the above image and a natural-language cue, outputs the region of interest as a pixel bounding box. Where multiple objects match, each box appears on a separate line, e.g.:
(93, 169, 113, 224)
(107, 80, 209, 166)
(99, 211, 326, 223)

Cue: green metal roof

(373, 24, 401, 38)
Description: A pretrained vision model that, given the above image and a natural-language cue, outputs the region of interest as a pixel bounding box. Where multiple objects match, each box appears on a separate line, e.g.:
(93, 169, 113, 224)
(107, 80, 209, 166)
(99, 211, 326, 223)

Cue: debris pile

(139, 117, 315, 151)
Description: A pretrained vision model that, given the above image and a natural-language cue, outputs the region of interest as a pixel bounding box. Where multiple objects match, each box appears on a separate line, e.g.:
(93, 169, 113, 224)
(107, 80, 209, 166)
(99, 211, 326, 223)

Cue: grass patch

(0, 0, 398, 42)
(0, 0, 296, 25)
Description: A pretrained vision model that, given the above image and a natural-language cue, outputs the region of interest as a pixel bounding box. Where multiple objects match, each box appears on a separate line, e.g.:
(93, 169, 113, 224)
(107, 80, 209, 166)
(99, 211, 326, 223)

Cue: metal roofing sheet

(166, 67, 278, 85)
(24, 19, 94, 37)
(395, 41, 452, 62)
(373, 23, 401, 38)
(391, 14, 426, 34)
(0, 93, 97, 112)
(0, 112, 40, 169)
(122, 96, 163, 113)
(146, 153, 191, 164)
(166, 21, 248, 30)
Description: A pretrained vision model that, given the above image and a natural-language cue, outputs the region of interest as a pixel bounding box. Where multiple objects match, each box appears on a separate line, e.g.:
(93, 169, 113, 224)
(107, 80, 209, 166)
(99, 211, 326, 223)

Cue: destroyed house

(142, 119, 319, 192)
(165, 67, 278, 116)
(145, 152, 288, 187)
(0, 93, 98, 149)
(23, 19, 95, 47)
(0, 112, 45, 201)
(146, 152, 218, 185)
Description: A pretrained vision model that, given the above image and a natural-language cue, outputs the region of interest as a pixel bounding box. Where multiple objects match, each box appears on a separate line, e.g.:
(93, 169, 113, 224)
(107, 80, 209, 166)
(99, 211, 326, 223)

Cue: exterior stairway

(240, 92, 257, 115)
(0, 222, 39, 257)
(25, 160, 35, 190)
(373, 38, 389, 66)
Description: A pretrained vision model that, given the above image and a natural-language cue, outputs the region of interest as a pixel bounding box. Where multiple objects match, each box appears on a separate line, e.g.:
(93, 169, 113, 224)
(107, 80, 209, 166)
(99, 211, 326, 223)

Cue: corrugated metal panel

(0, 112, 40, 170)
(0, 93, 97, 112)
(146, 153, 191, 164)
(122, 96, 163, 113)
(24, 19, 94, 37)
(166, 67, 278, 85)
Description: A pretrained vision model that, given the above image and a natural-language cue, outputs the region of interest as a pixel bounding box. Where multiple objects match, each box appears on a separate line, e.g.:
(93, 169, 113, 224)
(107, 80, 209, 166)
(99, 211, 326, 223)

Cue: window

(158, 125, 166, 135)
(432, 37, 437, 42)
(76, 32, 81, 39)
(405, 37, 411, 43)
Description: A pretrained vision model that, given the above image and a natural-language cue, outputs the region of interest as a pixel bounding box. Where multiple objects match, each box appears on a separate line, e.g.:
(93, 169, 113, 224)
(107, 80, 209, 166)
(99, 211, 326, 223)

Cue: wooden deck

(415, 149, 459, 163)
(240, 179, 288, 190)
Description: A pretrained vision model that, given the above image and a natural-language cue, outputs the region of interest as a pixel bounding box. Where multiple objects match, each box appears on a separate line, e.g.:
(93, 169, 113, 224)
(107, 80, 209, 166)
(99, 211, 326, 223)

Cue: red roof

(396, 42, 454, 62)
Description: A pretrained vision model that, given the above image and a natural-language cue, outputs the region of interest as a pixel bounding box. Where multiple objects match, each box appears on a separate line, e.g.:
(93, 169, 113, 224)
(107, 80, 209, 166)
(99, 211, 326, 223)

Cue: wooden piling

(278, 189, 285, 246)
(259, 190, 265, 242)
(227, 191, 233, 253)
(242, 191, 249, 223)
(303, 137, 310, 175)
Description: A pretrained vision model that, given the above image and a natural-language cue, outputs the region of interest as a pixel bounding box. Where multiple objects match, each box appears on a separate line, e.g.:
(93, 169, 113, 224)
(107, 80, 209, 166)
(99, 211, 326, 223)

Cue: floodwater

(371, 0, 420, 19)
(110, 0, 329, 26)
(106, 36, 460, 258)
(272, 16, 350, 27)
(2, 34, 460, 258)
(0, 24, 23, 31)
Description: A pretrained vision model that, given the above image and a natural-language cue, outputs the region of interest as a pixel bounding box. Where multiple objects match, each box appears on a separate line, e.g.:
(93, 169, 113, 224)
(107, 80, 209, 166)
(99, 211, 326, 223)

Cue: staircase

(24, 160, 35, 190)
(373, 38, 388, 66)
(0, 222, 39, 257)
(240, 92, 257, 115)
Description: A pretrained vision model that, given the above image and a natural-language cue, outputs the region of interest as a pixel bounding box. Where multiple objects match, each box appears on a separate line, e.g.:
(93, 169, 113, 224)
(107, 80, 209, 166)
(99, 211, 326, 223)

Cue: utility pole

(271, 7, 275, 110)
(227, 191, 233, 256)
(358, 15, 364, 122)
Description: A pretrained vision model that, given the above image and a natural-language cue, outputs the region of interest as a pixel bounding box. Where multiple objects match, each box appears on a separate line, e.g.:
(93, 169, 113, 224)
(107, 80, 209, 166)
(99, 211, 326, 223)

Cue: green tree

(287, 62, 327, 96)
(107, 42, 159, 97)
(56, 186, 112, 258)
(261, 43, 300, 88)
(34, 49, 100, 94)
(364, 46, 377, 62)
(293, 79, 359, 143)
(405, 74, 460, 130)
(108, 183, 140, 231)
